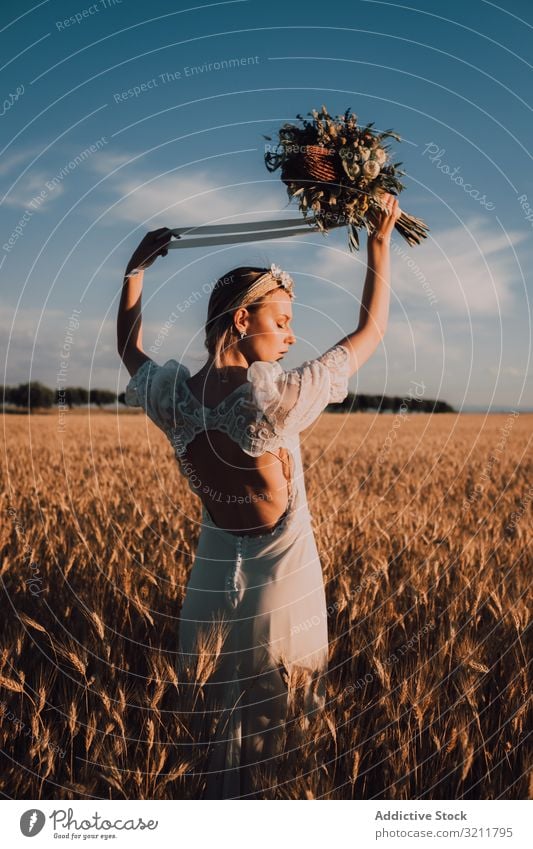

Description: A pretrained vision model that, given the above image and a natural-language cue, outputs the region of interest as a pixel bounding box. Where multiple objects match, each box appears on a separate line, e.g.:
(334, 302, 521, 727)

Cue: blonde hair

(204, 266, 295, 371)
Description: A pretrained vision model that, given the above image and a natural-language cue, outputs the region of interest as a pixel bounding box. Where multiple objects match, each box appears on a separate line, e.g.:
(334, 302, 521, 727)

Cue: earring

(240, 331, 246, 339)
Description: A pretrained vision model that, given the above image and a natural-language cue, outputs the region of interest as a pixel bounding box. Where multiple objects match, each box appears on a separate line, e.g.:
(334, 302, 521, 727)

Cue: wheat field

(0, 410, 531, 800)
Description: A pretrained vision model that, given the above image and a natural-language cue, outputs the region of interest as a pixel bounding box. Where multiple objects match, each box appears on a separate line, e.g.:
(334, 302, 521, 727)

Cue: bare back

(183, 374, 294, 533)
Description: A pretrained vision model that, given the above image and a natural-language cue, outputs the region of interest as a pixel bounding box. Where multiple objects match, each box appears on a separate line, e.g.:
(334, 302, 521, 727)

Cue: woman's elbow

(356, 319, 387, 342)
(117, 336, 130, 360)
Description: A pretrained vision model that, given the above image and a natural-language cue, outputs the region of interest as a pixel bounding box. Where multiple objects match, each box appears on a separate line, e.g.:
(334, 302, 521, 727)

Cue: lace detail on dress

(319, 344, 351, 403)
(247, 343, 351, 435)
(124, 358, 188, 433)
(124, 359, 154, 408)
(123, 344, 351, 486)
(245, 360, 284, 414)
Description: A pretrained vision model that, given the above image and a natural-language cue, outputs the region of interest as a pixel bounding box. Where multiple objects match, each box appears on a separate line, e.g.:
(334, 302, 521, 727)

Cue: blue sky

(1, 0, 532, 411)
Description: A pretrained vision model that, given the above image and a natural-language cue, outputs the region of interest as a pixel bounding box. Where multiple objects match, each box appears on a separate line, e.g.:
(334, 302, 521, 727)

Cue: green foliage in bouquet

(263, 105, 429, 252)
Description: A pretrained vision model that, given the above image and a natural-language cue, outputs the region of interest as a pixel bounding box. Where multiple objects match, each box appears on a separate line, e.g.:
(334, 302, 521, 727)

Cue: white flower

(363, 160, 380, 179)
(270, 262, 294, 291)
(373, 148, 387, 165)
(359, 147, 371, 162)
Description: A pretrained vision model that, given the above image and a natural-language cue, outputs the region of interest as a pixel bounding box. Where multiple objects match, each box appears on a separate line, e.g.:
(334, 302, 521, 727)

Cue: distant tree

(367, 394, 384, 412)
(380, 396, 394, 412)
(357, 394, 370, 411)
(73, 387, 89, 406)
(434, 400, 455, 413)
(338, 392, 455, 414)
(344, 392, 360, 412)
(89, 389, 116, 406)
(326, 392, 359, 413)
(11, 381, 54, 409)
(55, 387, 89, 407)
(62, 388, 76, 409)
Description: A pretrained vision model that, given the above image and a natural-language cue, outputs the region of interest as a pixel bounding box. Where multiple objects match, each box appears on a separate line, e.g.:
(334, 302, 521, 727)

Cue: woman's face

(239, 290, 296, 362)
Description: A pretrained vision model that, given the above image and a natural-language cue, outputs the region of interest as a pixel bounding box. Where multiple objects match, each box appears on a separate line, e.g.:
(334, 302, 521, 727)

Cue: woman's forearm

(357, 236, 391, 337)
(117, 268, 145, 357)
(117, 229, 171, 368)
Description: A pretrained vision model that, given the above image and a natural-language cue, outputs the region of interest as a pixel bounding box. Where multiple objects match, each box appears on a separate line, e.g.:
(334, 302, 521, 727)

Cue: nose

(286, 330, 296, 345)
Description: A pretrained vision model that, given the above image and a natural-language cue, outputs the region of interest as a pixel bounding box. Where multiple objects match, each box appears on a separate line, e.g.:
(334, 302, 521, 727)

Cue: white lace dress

(124, 344, 351, 798)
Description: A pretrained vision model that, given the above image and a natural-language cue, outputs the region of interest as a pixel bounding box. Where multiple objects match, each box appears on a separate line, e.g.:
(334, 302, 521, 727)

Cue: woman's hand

(125, 228, 173, 275)
(368, 192, 402, 245)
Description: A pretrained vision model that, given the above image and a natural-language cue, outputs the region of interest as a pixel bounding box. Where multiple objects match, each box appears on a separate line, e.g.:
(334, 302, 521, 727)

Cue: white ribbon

(166, 216, 345, 248)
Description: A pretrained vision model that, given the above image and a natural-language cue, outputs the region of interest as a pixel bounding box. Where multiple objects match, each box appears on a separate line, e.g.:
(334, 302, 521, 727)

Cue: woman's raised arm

(117, 228, 172, 377)
(334, 193, 401, 378)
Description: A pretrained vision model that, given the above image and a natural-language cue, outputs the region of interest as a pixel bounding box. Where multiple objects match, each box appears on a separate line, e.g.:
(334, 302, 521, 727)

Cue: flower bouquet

(264, 105, 429, 252)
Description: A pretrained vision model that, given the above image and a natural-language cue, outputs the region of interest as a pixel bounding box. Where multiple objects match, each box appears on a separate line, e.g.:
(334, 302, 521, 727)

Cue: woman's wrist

(368, 232, 391, 250)
(124, 262, 145, 279)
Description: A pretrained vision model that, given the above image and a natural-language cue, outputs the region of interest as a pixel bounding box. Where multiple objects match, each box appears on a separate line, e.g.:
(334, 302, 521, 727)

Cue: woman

(117, 194, 401, 799)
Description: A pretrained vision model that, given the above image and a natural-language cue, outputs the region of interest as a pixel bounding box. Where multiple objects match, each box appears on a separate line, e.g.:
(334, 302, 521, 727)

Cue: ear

(233, 306, 249, 333)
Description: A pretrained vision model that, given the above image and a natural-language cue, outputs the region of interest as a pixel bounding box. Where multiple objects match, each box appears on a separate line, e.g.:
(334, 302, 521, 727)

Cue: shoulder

(247, 345, 350, 396)
(316, 343, 351, 369)
(245, 345, 350, 434)
(124, 358, 190, 408)
(246, 359, 284, 409)
(247, 345, 350, 384)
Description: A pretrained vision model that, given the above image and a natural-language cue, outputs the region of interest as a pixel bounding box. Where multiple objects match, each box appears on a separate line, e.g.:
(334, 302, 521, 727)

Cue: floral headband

(223, 262, 295, 316)
(248, 263, 295, 296)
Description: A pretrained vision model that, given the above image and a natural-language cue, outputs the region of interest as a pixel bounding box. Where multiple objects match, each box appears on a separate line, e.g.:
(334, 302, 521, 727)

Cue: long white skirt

(177, 478, 329, 799)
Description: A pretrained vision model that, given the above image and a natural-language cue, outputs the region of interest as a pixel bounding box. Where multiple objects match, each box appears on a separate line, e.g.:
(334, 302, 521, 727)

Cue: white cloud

(1, 170, 66, 210)
(487, 365, 529, 378)
(0, 300, 195, 389)
(87, 151, 139, 175)
(1, 304, 113, 386)
(0, 146, 43, 178)
(92, 166, 291, 230)
(296, 216, 529, 318)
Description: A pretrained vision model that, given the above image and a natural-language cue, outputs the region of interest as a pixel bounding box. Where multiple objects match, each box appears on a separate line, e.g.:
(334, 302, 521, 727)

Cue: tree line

(1, 382, 116, 410)
(1, 381, 455, 413)
(327, 392, 455, 414)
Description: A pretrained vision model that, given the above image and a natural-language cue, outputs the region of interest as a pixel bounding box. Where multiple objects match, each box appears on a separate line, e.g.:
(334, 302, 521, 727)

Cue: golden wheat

(0, 411, 531, 799)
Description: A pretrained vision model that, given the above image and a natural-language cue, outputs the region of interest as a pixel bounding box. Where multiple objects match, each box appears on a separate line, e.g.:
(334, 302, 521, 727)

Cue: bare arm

(117, 269, 150, 377)
(334, 193, 401, 377)
(117, 228, 172, 378)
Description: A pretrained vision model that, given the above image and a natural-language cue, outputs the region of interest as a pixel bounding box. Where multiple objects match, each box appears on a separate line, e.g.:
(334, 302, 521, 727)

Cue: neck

(204, 352, 248, 383)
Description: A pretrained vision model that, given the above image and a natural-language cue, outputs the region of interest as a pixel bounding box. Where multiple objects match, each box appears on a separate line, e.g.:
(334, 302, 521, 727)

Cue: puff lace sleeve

(124, 358, 189, 432)
(247, 343, 351, 435)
